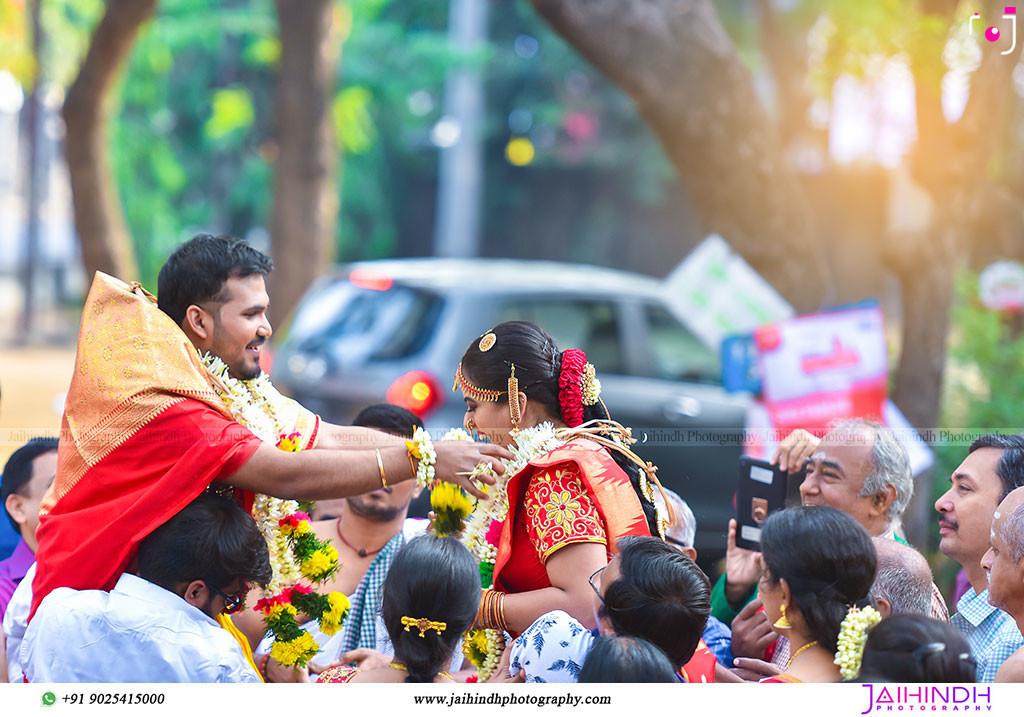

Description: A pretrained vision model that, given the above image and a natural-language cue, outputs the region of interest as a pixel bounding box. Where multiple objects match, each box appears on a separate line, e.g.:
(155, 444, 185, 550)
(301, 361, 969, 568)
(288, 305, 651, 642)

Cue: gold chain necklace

(785, 640, 819, 670)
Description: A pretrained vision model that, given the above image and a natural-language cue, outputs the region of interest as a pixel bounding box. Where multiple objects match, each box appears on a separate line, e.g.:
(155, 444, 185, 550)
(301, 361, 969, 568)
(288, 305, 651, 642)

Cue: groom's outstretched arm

(224, 439, 509, 500)
(313, 422, 407, 450)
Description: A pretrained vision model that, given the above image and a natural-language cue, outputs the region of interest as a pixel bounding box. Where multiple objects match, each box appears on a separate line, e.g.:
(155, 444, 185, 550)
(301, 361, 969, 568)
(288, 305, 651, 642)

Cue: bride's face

(462, 393, 516, 447)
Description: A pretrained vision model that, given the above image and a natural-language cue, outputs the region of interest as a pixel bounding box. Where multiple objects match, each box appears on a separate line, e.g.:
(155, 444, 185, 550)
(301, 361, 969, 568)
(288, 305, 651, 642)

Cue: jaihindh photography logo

(860, 685, 993, 713)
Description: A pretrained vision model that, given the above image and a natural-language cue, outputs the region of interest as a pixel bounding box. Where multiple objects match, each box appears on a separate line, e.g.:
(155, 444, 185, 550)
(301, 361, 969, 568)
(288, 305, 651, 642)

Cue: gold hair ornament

(478, 332, 497, 352)
(401, 616, 448, 638)
(552, 419, 673, 538)
(453, 364, 506, 402)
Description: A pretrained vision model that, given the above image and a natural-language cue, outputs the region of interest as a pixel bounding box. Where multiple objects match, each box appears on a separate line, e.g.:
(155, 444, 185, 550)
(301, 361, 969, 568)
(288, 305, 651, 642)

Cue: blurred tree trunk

(268, 0, 338, 328)
(62, 0, 152, 284)
(529, 0, 829, 312)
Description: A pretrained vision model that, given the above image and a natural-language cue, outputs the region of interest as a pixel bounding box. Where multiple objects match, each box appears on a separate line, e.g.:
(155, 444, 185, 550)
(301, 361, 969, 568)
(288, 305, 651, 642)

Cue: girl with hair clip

(316, 535, 480, 683)
(756, 506, 880, 683)
(451, 321, 668, 646)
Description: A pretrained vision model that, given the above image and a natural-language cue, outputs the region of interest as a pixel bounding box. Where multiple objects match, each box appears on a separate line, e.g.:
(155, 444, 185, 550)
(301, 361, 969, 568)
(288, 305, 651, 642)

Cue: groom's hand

(434, 441, 511, 499)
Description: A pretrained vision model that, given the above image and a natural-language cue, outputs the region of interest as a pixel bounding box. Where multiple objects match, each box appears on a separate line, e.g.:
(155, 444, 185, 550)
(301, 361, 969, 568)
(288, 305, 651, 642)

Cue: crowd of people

(1, 234, 1023, 685)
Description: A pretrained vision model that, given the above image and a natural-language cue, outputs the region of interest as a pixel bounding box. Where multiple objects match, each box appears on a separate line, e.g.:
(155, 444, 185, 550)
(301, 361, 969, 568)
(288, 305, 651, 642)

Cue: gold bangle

(375, 448, 387, 488)
(496, 591, 507, 633)
(479, 589, 507, 632)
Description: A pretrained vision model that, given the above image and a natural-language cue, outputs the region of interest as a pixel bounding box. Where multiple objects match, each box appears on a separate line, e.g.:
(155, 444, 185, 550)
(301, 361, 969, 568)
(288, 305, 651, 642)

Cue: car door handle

(663, 396, 702, 420)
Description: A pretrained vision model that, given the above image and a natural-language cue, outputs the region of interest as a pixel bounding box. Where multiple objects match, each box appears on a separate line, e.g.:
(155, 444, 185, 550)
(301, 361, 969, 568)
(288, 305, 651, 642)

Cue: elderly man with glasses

(21, 494, 271, 682)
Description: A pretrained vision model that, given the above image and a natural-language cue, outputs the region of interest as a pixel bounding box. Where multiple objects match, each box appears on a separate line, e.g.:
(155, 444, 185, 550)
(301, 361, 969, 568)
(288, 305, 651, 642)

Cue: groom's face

(207, 274, 272, 380)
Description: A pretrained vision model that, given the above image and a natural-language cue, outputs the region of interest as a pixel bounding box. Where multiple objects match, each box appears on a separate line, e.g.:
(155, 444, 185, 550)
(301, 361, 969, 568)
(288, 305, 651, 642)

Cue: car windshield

(284, 279, 443, 364)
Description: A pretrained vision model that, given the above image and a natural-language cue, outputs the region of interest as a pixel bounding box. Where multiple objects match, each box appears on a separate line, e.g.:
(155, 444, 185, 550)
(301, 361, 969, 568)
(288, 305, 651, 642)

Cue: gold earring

(508, 365, 521, 429)
(773, 604, 791, 630)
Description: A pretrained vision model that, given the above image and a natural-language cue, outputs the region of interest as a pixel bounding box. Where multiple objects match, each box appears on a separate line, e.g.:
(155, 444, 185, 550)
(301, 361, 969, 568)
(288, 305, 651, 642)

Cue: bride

(454, 321, 666, 650)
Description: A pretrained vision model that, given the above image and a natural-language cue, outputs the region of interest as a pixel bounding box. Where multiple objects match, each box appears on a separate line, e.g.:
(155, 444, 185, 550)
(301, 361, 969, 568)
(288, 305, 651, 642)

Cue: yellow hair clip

(401, 615, 447, 638)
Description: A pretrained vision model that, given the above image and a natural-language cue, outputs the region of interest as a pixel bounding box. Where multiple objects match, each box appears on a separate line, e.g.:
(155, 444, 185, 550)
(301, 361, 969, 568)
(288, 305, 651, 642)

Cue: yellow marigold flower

(271, 632, 318, 666)
(294, 520, 311, 536)
(431, 483, 474, 516)
(301, 548, 335, 579)
(276, 432, 302, 452)
(471, 629, 489, 652)
(268, 603, 298, 621)
(319, 592, 350, 636)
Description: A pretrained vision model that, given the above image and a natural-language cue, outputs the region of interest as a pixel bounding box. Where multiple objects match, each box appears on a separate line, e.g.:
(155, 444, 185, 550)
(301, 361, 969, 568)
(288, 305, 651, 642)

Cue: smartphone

(735, 457, 790, 551)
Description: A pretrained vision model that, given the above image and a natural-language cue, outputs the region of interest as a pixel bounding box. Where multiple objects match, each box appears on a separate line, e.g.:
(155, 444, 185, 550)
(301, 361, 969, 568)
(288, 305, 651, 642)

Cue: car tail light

(386, 371, 443, 418)
(349, 269, 394, 291)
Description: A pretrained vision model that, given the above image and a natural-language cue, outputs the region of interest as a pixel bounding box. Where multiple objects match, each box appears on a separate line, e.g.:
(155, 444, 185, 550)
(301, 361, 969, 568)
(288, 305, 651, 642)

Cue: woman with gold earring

(757, 506, 879, 683)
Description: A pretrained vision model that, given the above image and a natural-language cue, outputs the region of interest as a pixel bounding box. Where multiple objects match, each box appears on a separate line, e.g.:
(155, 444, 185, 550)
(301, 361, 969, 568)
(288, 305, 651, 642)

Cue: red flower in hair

(559, 349, 587, 427)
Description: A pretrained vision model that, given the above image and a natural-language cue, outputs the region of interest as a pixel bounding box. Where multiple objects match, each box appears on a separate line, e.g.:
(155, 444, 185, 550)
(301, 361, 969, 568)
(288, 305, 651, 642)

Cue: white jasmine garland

(460, 422, 565, 567)
(834, 605, 882, 680)
(407, 426, 438, 488)
(459, 423, 565, 680)
(442, 428, 473, 441)
(201, 353, 302, 595)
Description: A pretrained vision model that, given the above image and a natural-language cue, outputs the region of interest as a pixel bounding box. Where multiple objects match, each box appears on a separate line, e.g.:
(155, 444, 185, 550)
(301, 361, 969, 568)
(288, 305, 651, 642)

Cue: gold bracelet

(375, 448, 387, 488)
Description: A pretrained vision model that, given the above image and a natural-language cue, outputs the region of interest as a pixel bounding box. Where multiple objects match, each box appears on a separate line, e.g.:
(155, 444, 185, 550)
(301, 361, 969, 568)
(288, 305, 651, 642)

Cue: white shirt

(22, 573, 260, 683)
(3, 561, 34, 682)
(509, 610, 593, 683)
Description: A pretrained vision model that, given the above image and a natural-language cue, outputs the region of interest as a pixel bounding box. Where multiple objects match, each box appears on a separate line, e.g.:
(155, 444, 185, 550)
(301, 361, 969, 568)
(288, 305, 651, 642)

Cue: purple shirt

(0, 538, 34, 619)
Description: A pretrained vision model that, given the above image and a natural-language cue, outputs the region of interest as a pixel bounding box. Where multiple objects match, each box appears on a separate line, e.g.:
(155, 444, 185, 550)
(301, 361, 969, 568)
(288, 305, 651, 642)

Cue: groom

(30, 234, 508, 618)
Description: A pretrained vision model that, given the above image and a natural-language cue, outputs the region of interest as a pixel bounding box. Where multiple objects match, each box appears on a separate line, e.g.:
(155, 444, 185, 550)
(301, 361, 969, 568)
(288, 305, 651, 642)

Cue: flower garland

(201, 354, 348, 666)
(427, 428, 479, 537)
(834, 605, 882, 681)
(406, 426, 437, 488)
(456, 423, 565, 680)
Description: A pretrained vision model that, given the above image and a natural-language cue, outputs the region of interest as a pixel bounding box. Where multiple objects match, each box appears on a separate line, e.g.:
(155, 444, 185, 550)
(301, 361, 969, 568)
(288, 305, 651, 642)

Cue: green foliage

(936, 270, 1024, 489)
(332, 86, 375, 154)
(205, 87, 255, 141)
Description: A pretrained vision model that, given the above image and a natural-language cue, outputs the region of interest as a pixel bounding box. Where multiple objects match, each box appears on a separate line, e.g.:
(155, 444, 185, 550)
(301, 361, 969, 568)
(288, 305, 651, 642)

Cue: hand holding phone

(735, 457, 789, 551)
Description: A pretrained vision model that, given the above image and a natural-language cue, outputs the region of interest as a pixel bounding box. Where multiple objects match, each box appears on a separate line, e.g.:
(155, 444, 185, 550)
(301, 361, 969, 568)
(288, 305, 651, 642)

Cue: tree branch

(530, 0, 829, 311)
